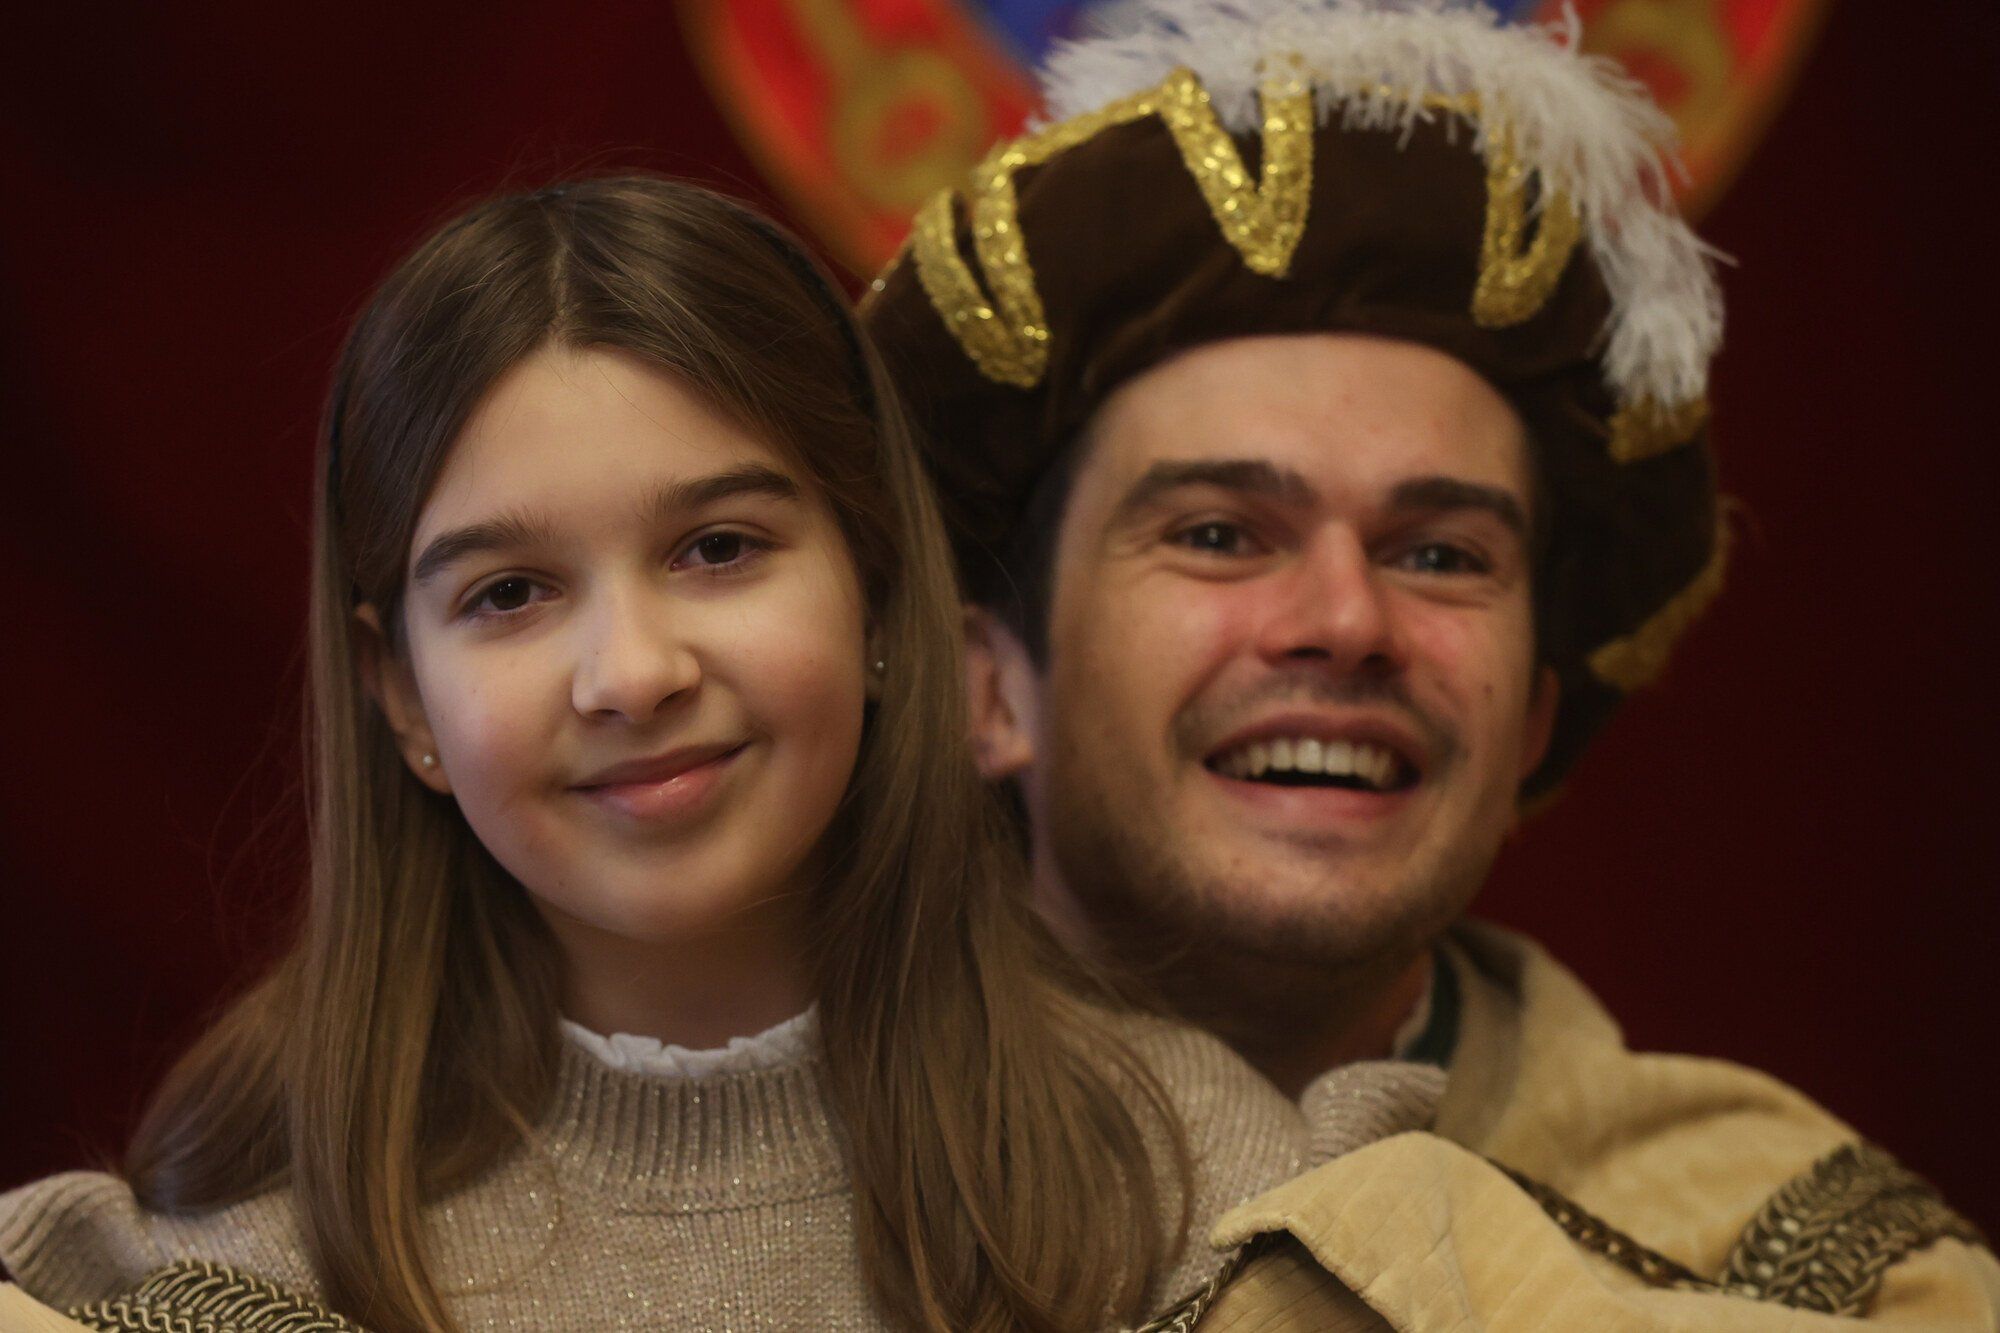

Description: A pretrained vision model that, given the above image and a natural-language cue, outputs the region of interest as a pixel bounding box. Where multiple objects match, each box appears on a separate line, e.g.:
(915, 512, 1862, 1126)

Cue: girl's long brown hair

(122, 177, 1186, 1332)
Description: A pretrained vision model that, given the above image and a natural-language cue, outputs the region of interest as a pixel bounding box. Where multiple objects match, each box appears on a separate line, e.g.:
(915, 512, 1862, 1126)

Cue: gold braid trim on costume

(1496, 1165, 1721, 1294)
(911, 67, 1316, 389)
(1502, 1144, 1987, 1317)
(1586, 516, 1730, 692)
(1130, 1233, 1275, 1333)
(67, 1261, 366, 1333)
(1719, 1143, 1989, 1316)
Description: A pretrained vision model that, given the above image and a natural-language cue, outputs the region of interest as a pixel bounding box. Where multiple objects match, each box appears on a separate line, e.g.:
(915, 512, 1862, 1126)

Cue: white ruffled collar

(559, 1007, 816, 1078)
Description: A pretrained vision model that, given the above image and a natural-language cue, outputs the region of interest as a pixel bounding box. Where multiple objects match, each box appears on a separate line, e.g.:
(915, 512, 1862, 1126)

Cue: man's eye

(1171, 521, 1258, 557)
(1397, 543, 1489, 575)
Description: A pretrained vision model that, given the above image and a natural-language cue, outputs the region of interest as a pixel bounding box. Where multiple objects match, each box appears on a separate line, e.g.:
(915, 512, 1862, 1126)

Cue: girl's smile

(569, 738, 749, 823)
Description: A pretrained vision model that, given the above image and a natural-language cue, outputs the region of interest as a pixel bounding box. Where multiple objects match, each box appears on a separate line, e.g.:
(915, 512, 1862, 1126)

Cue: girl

(0, 177, 1337, 1331)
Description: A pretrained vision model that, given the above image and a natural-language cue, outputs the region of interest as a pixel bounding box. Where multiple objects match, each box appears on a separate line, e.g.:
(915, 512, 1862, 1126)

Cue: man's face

(1005, 334, 1554, 973)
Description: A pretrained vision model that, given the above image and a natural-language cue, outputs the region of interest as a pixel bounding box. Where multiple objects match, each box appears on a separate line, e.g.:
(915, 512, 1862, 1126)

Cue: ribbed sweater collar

(535, 1032, 849, 1208)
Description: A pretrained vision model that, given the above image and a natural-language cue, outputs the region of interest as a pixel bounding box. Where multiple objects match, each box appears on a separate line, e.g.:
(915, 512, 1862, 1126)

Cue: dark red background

(4, 2, 1996, 1232)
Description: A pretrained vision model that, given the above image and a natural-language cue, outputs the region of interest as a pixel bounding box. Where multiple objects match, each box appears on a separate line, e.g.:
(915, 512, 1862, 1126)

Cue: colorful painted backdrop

(682, 0, 1828, 268)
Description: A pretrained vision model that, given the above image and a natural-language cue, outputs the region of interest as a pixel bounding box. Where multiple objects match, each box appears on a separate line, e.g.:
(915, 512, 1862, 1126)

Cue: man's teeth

(1214, 738, 1401, 789)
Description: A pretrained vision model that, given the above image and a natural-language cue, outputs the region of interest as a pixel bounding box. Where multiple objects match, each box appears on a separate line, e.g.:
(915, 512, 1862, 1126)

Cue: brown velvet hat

(862, 0, 1728, 791)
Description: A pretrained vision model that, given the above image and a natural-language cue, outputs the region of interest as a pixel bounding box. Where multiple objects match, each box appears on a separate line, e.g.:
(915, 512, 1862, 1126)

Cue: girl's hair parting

(123, 175, 1189, 1333)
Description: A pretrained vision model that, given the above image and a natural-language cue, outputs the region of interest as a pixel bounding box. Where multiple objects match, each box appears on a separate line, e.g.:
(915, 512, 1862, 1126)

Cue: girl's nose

(570, 587, 700, 723)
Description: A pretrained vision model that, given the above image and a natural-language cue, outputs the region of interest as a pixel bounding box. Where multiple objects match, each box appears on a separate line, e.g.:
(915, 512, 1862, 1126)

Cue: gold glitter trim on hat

(1473, 125, 1582, 328)
(911, 66, 1315, 389)
(1609, 394, 1709, 463)
(1158, 65, 1314, 279)
(912, 191, 1044, 390)
(1587, 519, 1729, 692)
(911, 86, 1153, 388)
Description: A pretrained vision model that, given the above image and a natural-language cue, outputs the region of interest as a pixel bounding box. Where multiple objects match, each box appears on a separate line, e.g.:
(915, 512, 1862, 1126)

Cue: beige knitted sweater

(0, 1013, 1442, 1330)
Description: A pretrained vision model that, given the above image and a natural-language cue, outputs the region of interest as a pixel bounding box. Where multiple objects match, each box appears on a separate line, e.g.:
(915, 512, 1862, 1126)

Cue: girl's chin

(527, 874, 803, 948)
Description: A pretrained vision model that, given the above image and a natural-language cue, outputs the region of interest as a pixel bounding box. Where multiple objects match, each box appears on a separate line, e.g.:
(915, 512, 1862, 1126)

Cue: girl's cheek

(426, 645, 563, 784)
(726, 576, 868, 706)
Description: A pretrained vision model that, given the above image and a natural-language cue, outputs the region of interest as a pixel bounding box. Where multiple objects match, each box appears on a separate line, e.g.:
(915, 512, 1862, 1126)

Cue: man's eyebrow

(641, 463, 801, 520)
(410, 510, 555, 587)
(1113, 458, 1318, 521)
(1388, 476, 1528, 537)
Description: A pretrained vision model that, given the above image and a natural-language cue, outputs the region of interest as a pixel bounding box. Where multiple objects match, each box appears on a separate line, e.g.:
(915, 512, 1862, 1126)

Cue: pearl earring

(420, 753, 437, 769)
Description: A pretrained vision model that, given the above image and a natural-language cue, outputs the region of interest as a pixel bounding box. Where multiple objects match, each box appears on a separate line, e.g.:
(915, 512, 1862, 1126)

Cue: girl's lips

(575, 743, 746, 821)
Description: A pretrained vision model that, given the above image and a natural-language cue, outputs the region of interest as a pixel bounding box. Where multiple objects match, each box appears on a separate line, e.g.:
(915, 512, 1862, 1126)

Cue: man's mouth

(1204, 736, 1417, 794)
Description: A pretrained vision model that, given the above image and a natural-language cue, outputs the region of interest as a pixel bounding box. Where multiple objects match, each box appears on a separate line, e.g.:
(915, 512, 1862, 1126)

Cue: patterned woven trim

(1497, 1164, 1721, 1294)
(68, 1261, 365, 1333)
(1586, 516, 1730, 692)
(1719, 1143, 1989, 1316)
(911, 66, 1319, 389)
(1129, 1233, 1274, 1333)
(1503, 1144, 1987, 1318)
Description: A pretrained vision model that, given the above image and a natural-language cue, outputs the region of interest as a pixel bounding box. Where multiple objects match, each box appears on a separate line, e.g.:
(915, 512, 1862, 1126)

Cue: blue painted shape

(964, 0, 1544, 65)
(966, 0, 1552, 65)
(970, 0, 1091, 62)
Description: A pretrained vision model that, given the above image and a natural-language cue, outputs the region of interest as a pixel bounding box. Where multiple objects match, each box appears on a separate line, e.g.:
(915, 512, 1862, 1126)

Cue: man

(863, 0, 1997, 1325)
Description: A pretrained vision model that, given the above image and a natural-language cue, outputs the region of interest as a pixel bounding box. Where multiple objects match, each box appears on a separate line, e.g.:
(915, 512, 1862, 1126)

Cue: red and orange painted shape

(680, 0, 1830, 273)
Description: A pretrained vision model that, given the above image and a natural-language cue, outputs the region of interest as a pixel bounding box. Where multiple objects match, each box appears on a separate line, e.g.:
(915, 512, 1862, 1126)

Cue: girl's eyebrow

(410, 465, 804, 588)
(411, 509, 555, 587)
(641, 463, 800, 521)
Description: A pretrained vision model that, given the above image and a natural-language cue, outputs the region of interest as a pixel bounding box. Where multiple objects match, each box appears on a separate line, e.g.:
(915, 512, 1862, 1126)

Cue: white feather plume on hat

(1037, 0, 1723, 413)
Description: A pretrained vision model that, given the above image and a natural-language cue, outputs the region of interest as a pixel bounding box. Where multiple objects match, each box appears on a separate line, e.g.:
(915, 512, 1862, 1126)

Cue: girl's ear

(864, 626, 886, 702)
(353, 604, 453, 795)
(962, 606, 1038, 780)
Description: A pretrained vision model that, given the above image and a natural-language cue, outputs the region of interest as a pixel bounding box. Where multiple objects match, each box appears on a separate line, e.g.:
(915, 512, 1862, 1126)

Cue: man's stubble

(1035, 674, 1501, 1055)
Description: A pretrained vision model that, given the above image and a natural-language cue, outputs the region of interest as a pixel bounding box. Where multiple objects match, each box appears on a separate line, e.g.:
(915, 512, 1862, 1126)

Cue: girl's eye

(693, 532, 744, 565)
(1170, 521, 1261, 558)
(467, 576, 545, 618)
(1396, 543, 1490, 575)
(675, 529, 768, 572)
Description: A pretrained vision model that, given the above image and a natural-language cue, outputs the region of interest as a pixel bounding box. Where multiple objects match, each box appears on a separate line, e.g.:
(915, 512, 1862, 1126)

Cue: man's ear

(1517, 664, 1561, 782)
(963, 605, 1040, 780)
(354, 604, 452, 795)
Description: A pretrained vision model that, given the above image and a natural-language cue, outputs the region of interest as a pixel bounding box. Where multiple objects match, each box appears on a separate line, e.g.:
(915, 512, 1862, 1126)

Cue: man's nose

(570, 583, 700, 723)
(1251, 531, 1406, 675)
